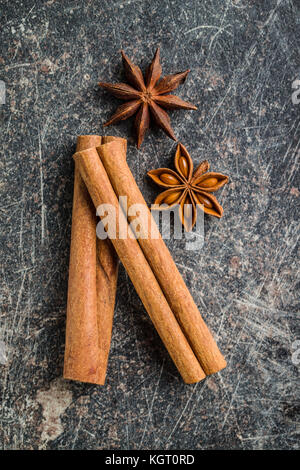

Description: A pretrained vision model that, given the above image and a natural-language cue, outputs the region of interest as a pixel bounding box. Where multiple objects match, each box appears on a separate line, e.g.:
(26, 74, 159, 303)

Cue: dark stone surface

(0, 0, 299, 450)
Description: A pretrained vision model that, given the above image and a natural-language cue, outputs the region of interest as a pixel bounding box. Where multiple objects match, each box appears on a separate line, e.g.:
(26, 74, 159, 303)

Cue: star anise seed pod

(148, 143, 229, 231)
(98, 48, 197, 148)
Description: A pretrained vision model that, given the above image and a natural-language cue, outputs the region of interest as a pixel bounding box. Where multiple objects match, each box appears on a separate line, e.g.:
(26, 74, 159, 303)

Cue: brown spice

(98, 48, 197, 148)
(148, 143, 229, 231)
(64, 135, 119, 386)
(73, 142, 206, 384)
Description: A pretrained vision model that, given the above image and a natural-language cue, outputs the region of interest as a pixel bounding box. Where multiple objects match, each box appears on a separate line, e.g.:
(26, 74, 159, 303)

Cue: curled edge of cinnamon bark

(63, 135, 119, 385)
(73, 143, 206, 384)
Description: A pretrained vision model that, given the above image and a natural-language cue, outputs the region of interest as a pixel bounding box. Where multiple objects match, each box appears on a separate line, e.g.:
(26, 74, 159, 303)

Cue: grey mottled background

(0, 0, 299, 450)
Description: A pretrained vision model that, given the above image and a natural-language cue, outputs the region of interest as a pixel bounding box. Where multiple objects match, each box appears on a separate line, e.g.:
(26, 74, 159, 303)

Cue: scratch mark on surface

(165, 382, 200, 445)
(184, 24, 231, 36)
(31, 218, 36, 265)
(71, 416, 82, 450)
(139, 360, 164, 449)
(18, 187, 25, 266)
(262, 0, 282, 28)
(24, 4, 36, 22)
(222, 375, 242, 430)
(1, 63, 35, 70)
(0, 340, 8, 365)
(6, 115, 12, 135)
(38, 128, 45, 245)
(9, 271, 26, 345)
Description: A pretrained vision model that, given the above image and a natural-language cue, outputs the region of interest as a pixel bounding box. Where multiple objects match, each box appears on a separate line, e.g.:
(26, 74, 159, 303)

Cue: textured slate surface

(0, 0, 299, 450)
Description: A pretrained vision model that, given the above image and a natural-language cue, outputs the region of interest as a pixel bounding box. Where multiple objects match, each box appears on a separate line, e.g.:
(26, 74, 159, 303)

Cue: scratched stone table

(0, 0, 299, 450)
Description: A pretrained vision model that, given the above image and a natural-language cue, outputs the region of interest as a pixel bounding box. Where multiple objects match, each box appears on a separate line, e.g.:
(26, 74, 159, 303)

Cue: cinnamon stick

(73, 144, 206, 384)
(97, 140, 226, 376)
(64, 135, 118, 385)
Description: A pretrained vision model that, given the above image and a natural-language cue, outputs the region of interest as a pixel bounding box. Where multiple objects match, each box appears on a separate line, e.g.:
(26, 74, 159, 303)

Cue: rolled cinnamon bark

(73, 145, 206, 384)
(64, 135, 118, 385)
(97, 140, 226, 375)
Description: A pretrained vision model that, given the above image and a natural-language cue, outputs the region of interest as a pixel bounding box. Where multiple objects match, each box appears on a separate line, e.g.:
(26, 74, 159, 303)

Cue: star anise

(98, 48, 197, 148)
(148, 143, 229, 231)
